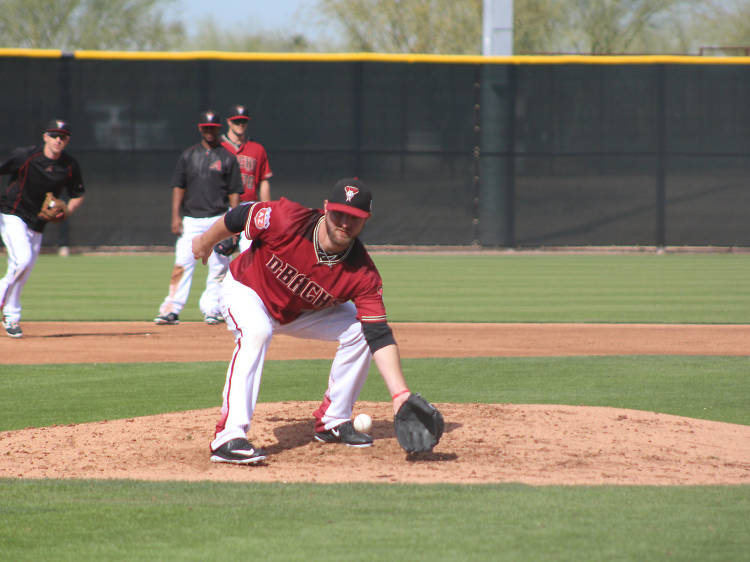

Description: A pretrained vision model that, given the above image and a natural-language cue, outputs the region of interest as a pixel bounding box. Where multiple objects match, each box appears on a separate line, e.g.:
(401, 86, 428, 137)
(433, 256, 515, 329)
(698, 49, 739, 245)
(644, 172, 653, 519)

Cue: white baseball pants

(0, 213, 42, 323)
(158, 215, 229, 317)
(211, 270, 372, 450)
(237, 232, 252, 253)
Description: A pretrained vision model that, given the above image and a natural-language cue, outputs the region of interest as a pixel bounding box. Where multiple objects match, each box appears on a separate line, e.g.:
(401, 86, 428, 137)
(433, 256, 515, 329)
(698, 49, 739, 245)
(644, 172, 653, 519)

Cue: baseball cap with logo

(326, 178, 372, 218)
(227, 104, 250, 121)
(198, 110, 222, 127)
(45, 119, 71, 135)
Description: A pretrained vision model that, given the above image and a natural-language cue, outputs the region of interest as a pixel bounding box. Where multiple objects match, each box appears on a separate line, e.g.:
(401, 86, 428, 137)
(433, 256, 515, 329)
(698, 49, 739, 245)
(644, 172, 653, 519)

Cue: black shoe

(314, 421, 373, 448)
(204, 314, 224, 325)
(153, 312, 179, 325)
(210, 438, 266, 464)
(2, 317, 22, 338)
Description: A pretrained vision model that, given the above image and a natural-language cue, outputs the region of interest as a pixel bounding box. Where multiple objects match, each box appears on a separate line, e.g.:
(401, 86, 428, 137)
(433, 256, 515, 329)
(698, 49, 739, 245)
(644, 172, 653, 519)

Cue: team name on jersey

(266, 254, 338, 308)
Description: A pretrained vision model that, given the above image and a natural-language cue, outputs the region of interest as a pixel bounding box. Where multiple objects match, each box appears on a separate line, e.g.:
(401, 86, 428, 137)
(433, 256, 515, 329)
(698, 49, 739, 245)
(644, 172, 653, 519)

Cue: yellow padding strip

(3, 48, 750, 65)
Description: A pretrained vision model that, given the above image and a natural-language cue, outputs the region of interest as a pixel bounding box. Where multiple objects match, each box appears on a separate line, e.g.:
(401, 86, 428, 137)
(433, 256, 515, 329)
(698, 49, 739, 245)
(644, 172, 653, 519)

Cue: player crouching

(192, 178, 443, 464)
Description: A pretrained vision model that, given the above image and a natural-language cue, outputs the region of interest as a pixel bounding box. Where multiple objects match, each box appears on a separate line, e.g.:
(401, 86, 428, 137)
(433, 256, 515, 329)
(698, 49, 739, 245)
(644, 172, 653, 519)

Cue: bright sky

(173, 0, 320, 39)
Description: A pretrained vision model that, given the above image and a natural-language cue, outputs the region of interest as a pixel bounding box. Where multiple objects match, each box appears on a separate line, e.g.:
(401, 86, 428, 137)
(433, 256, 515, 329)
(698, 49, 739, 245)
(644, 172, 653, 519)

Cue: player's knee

(169, 265, 186, 283)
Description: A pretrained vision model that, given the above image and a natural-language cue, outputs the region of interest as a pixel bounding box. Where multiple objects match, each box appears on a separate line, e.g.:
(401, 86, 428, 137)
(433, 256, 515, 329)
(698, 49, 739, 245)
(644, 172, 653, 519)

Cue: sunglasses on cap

(47, 132, 69, 140)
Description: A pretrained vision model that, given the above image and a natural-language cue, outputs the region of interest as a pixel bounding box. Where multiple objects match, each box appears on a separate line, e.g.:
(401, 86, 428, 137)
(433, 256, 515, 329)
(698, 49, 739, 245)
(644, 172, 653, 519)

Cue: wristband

(391, 388, 410, 401)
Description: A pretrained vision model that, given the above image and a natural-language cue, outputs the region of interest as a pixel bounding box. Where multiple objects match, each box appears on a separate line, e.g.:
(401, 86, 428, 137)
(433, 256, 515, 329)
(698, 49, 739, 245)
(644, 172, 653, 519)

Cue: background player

(192, 178, 423, 464)
(220, 104, 272, 253)
(153, 110, 242, 326)
(0, 119, 85, 338)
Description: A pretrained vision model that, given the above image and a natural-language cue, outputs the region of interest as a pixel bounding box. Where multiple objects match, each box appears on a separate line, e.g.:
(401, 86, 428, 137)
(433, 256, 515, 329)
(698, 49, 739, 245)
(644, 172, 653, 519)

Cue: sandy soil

(1, 322, 748, 485)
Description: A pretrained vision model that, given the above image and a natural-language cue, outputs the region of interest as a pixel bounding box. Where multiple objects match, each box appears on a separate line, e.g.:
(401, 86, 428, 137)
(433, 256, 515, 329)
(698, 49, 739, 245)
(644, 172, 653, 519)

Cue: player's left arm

(356, 282, 411, 414)
(370, 339, 411, 415)
(63, 161, 85, 216)
(66, 196, 84, 215)
(258, 179, 271, 202)
(258, 148, 272, 202)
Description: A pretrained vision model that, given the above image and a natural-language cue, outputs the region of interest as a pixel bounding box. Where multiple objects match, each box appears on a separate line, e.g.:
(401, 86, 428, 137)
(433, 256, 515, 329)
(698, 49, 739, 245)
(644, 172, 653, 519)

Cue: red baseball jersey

(229, 197, 386, 325)
(221, 136, 272, 202)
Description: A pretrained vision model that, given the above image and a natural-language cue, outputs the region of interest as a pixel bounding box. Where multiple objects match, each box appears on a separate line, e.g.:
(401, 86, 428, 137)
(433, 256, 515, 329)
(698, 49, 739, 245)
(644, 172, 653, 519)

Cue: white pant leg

(237, 233, 252, 253)
(277, 302, 372, 432)
(159, 215, 226, 316)
(0, 214, 42, 322)
(211, 272, 274, 450)
(199, 248, 229, 317)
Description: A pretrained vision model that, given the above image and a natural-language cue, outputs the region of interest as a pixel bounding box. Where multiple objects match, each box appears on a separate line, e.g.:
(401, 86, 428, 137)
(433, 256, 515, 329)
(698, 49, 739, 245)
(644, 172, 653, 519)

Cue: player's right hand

(171, 216, 183, 235)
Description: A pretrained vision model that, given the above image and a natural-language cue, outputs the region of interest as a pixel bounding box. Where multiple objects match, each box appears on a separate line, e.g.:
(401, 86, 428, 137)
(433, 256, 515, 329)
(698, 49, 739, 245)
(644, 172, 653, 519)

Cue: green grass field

(1, 252, 749, 561)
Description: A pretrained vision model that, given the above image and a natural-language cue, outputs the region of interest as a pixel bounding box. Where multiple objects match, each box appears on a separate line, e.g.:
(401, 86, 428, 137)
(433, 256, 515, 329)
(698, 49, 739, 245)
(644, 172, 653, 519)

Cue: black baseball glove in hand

(394, 393, 444, 453)
(213, 235, 239, 256)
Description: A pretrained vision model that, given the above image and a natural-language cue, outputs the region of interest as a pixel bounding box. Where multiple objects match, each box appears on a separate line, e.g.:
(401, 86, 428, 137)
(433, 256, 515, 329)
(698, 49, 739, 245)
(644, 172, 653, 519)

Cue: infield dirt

(1, 322, 749, 485)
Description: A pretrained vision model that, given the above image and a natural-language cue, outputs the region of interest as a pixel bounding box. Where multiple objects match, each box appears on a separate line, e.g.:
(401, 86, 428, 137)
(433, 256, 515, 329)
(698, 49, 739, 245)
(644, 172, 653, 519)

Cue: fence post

(656, 64, 666, 248)
(478, 63, 516, 247)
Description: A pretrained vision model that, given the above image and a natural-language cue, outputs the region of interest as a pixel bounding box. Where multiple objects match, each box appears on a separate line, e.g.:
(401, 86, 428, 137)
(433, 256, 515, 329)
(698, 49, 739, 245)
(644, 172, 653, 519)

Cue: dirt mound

(3, 321, 749, 485)
(2, 401, 748, 485)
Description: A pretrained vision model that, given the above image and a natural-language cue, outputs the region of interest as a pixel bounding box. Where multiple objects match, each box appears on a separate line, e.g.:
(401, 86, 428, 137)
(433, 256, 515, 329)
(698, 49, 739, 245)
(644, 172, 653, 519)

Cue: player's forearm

(192, 216, 233, 263)
(171, 187, 184, 219)
(201, 217, 233, 248)
(67, 196, 84, 215)
(259, 180, 271, 202)
(228, 193, 240, 208)
(372, 343, 411, 413)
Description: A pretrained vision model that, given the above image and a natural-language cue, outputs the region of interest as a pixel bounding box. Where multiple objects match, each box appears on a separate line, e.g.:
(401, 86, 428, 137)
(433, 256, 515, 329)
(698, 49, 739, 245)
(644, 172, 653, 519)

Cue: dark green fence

(1, 51, 748, 248)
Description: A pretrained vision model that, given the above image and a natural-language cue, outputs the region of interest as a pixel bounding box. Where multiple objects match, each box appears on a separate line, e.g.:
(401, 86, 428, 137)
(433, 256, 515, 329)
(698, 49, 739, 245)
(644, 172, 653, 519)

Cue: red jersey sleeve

(352, 280, 387, 323)
(243, 201, 272, 241)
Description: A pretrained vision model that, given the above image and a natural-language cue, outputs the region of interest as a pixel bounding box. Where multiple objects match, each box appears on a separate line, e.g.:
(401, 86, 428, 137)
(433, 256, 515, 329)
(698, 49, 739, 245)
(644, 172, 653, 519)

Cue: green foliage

(184, 21, 311, 53)
(0, 480, 748, 561)
(0, 0, 185, 50)
(315, 0, 483, 54)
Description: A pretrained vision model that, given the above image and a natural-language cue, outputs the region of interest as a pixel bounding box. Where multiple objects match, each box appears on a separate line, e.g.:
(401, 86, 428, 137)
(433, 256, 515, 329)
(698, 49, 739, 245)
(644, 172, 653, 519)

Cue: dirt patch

(1, 322, 749, 485)
(3, 321, 750, 364)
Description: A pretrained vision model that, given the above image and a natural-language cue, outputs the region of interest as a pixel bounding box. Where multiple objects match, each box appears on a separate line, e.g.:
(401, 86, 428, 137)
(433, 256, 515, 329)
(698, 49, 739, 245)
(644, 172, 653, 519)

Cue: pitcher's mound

(2, 402, 748, 485)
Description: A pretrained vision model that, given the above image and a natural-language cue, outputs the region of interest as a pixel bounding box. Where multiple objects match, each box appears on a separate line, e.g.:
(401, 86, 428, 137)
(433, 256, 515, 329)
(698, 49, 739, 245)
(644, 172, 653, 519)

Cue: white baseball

(353, 413, 372, 433)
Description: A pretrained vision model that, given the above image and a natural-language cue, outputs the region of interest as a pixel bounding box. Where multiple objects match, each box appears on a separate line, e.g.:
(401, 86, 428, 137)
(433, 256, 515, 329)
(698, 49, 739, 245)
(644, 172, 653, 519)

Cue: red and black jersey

(0, 146, 85, 232)
(220, 135, 272, 202)
(170, 143, 242, 217)
(227, 198, 386, 325)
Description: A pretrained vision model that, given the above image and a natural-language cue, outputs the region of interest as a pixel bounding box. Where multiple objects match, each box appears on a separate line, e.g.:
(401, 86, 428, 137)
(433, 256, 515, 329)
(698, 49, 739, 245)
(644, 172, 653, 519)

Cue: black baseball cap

(227, 104, 250, 121)
(45, 119, 71, 135)
(327, 178, 372, 218)
(198, 110, 222, 127)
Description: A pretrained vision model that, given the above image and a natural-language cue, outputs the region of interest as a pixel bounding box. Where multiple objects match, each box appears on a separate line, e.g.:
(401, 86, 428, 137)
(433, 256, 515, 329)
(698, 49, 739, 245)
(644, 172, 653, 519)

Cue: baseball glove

(394, 393, 444, 453)
(213, 235, 239, 256)
(37, 192, 68, 223)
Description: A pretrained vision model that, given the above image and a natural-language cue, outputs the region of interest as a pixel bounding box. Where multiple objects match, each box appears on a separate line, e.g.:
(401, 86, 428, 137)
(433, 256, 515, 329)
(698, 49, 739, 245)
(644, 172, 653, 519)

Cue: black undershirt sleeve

(362, 321, 396, 354)
(223, 202, 252, 233)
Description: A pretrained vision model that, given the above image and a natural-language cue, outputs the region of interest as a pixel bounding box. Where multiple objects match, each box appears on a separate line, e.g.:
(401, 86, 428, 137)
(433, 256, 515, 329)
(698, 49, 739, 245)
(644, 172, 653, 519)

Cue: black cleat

(210, 438, 267, 464)
(314, 421, 373, 448)
(2, 317, 22, 338)
(153, 312, 179, 325)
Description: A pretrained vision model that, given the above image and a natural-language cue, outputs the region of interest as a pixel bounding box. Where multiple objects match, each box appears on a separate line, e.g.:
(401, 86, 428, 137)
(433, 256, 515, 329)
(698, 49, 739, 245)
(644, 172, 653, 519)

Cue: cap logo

(55, 120, 65, 129)
(237, 106, 245, 114)
(344, 185, 359, 202)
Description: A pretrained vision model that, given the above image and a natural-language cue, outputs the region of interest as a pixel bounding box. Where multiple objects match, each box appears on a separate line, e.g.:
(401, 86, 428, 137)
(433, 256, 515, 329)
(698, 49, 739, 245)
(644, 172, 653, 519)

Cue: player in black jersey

(153, 110, 242, 325)
(0, 119, 86, 338)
